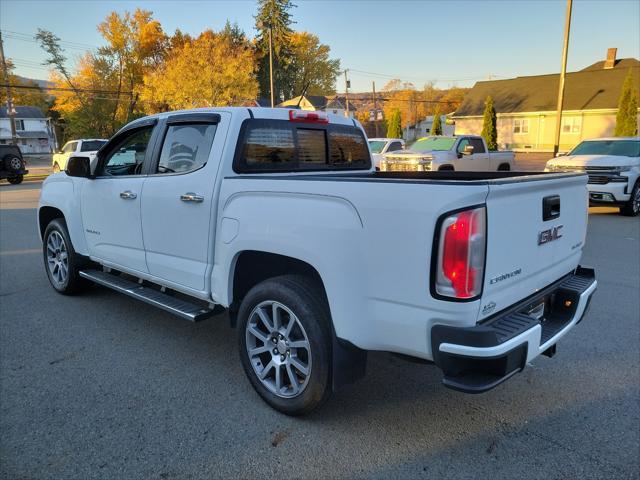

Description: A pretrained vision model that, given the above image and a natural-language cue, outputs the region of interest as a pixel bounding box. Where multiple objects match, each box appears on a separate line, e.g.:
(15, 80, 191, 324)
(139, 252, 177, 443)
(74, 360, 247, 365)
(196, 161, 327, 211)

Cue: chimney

(604, 48, 617, 69)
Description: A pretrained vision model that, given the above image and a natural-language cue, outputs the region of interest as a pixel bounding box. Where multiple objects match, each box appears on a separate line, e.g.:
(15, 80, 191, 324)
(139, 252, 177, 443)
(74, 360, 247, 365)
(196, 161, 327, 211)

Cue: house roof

(279, 95, 328, 109)
(0, 106, 47, 119)
(326, 96, 358, 112)
(454, 58, 640, 117)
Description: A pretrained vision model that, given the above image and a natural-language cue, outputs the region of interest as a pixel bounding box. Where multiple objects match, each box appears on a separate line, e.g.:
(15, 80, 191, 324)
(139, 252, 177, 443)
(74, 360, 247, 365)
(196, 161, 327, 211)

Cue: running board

(79, 269, 215, 322)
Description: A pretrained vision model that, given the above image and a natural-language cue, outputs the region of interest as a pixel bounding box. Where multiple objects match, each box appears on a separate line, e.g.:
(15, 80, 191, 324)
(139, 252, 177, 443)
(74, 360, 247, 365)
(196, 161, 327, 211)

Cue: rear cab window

(234, 119, 371, 173)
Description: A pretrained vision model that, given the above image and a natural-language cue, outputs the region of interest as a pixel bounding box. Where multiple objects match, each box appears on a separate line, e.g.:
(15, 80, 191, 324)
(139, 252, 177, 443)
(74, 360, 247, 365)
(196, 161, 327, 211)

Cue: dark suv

(0, 145, 28, 184)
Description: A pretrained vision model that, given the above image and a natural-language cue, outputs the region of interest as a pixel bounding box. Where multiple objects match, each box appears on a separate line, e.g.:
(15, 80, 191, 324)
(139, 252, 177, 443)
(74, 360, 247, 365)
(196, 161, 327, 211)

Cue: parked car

(0, 144, 28, 184)
(380, 135, 515, 172)
(367, 137, 405, 170)
(38, 108, 596, 415)
(52, 139, 108, 173)
(545, 137, 640, 216)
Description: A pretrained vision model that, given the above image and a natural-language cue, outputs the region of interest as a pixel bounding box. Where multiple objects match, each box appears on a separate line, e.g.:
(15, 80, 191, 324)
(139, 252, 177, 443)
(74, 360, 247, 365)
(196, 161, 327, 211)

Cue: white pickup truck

(380, 135, 515, 172)
(545, 137, 640, 216)
(38, 108, 596, 415)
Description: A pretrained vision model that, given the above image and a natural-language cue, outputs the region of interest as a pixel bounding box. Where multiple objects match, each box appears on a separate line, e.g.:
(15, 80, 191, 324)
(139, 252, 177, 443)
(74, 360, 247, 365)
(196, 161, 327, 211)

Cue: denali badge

(489, 268, 522, 285)
(538, 225, 563, 245)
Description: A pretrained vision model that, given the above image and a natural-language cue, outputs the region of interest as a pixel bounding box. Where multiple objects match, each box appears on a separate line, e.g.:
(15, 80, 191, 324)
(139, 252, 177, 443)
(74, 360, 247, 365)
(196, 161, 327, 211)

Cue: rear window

(80, 140, 107, 152)
(235, 120, 371, 173)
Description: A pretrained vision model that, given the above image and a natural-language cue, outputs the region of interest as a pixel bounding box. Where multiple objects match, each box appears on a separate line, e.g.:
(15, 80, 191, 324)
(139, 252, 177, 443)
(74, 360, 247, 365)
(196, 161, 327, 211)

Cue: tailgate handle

(543, 195, 560, 221)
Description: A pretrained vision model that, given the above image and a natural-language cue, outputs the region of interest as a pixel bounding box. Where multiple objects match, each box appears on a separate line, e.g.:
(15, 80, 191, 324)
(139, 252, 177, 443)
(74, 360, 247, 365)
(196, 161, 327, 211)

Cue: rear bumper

(430, 266, 597, 394)
(0, 169, 28, 178)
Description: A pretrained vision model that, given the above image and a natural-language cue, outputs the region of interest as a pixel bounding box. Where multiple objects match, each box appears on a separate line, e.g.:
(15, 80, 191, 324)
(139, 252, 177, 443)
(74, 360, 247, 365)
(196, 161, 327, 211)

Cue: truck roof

(135, 107, 358, 127)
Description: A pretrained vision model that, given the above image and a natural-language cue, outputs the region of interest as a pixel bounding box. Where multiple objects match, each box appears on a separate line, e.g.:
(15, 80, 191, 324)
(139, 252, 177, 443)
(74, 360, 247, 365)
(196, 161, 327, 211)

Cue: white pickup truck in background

(380, 135, 515, 172)
(545, 137, 640, 216)
(38, 108, 596, 415)
(367, 137, 405, 170)
(52, 139, 108, 173)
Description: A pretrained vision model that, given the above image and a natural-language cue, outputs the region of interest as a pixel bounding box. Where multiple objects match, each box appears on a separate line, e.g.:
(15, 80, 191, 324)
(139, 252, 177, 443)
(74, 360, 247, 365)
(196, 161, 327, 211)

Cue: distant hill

(15, 75, 54, 90)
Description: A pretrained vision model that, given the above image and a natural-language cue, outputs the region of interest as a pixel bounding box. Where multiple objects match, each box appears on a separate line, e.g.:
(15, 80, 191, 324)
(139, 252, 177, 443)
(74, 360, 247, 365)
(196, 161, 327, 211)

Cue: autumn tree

(431, 106, 443, 135)
(255, 0, 296, 102)
(387, 109, 402, 139)
(97, 9, 167, 126)
(614, 69, 639, 136)
(287, 32, 340, 97)
(141, 29, 258, 111)
(381, 80, 426, 130)
(0, 62, 49, 112)
(481, 96, 497, 150)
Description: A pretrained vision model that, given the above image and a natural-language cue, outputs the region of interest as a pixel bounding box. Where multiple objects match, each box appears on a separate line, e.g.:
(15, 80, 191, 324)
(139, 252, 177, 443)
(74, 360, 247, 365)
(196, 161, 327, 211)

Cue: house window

(562, 117, 581, 134)
(15, 120, 25, 131)
(513, 118, 529, 134)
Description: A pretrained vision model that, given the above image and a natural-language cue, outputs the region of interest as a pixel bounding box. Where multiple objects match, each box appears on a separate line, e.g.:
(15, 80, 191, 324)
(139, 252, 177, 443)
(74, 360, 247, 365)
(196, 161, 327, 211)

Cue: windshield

(80, 140, 107, 152)
(368, 140, 386, 154)
(569, 140, 640, 157)
(410, 136, 456, 152)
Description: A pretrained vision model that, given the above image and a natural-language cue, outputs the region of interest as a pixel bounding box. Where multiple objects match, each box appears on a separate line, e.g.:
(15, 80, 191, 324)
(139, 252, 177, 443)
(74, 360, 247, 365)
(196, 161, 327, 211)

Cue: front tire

(620, 181, 640, 217)
(7, 175, 23, 185)
(43, 218, 88, 294)
(238, 275, 332, 415)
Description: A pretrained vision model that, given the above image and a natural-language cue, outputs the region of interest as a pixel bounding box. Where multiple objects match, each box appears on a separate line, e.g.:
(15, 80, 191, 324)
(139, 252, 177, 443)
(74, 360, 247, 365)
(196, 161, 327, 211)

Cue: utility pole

(0, 32, 18, 145)
(344, 70, 350, 117)
(372, 81, 379, 137)
(268, 26, 274, 108)
(553, 0, 573, 157)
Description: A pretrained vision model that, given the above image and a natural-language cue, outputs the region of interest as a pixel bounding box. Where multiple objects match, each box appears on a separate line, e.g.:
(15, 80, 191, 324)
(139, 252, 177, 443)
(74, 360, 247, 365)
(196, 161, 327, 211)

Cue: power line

(0, 29, 99, 51)
(1, 83, 133, 96)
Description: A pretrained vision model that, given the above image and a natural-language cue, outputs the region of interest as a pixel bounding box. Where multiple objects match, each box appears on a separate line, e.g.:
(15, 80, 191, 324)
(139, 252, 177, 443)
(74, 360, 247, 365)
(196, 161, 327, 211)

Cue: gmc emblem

(538, 225, 563, 245)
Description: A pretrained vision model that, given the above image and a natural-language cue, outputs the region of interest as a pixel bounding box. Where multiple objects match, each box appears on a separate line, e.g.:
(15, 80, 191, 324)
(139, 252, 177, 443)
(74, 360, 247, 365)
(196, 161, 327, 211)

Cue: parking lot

(1, 181, 638, 479)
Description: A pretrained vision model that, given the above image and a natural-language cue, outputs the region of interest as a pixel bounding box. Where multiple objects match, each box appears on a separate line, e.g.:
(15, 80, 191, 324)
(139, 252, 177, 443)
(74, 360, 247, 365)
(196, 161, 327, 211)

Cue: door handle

(180, 192, 204, 203)
(119, 190, 137, 200)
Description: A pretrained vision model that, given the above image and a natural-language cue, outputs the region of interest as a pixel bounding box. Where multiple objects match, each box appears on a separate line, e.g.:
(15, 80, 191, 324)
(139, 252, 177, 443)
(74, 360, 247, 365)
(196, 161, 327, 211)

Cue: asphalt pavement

(0, 182, 638, 480)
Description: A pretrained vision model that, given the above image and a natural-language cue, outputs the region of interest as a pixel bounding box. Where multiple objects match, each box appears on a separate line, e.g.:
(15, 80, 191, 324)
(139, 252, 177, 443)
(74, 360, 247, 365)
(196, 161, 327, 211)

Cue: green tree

(614, 69, 639, 136)
(481, 95, 497, 150)
(431, 106, 442, 135)
(387, 109, 402, 139)
(288, 31, 340, 97)
(254, 0, 296, 102)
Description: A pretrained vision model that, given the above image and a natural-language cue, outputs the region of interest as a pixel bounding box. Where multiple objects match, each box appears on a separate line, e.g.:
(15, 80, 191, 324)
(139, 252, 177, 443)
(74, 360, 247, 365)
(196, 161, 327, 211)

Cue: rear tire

(238, 274, 332, 416)
(43, 218, 88, 294)
(7, 175, 23, 185)
(498, 163, 510, 171)
(620, 181, 640, 217)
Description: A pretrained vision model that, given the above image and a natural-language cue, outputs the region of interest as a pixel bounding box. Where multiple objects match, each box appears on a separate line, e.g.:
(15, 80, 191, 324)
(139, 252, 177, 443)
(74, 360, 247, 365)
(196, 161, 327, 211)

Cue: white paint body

(39, 108, 589, 361)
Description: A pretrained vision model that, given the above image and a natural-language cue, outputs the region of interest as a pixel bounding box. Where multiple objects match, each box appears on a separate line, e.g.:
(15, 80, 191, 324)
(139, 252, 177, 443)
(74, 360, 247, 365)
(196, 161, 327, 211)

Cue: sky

(1, 0, 639, 93)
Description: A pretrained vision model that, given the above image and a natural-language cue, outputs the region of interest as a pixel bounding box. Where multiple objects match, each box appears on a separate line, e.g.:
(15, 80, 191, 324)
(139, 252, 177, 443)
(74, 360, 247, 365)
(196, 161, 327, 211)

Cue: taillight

(288, 109, 329, 124)
(434, 206, 486, 299)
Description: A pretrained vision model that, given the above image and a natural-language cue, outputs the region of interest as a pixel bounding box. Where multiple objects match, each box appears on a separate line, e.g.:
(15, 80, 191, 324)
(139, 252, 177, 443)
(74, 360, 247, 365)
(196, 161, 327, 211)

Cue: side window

(241, 123, 296, 169)
(329, 126, 369, 166)
(470, 138, 486, 153)
(387, 141, 403, 152)
(63, 142, 76, 153)
(101, 127, 154, 176)
(457, 138, 470, 154)
(156, 123, 217, 174)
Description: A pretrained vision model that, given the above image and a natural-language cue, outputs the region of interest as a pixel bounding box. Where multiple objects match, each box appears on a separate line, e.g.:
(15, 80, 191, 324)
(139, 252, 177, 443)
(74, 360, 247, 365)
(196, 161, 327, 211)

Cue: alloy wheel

(46, 231, 69, 286)
(245, 300, 312, 398)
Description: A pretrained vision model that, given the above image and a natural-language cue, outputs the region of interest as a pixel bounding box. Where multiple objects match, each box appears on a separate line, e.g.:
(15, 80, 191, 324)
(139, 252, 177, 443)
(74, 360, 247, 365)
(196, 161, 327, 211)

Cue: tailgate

(479, 173, 588, 320)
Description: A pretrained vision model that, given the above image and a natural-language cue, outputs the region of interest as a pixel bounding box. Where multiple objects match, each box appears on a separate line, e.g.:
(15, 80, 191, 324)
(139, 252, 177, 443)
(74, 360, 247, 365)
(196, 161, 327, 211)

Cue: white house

(0, 106, 58, 154)
(404, 113, 455, 142)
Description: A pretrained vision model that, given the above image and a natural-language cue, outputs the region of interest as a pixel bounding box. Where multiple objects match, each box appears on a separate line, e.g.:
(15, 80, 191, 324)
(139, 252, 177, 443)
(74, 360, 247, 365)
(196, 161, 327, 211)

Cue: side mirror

(463, 145, 475, 155)
(65, 156, 92, 178)
(555, 152, 566, 157)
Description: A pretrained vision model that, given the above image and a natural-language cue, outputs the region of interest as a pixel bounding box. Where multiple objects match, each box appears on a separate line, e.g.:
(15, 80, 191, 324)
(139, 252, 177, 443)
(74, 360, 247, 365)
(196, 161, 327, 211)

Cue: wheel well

(498, 163, 511, 171)
(39, 206, 64, 238)
(438, 165, 454, 171)
(230, 251, 326, 325)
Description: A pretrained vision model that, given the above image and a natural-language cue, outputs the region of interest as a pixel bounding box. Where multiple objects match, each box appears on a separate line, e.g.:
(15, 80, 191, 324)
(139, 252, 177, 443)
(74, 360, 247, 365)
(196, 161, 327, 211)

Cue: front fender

(38, 174, 89, 255)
